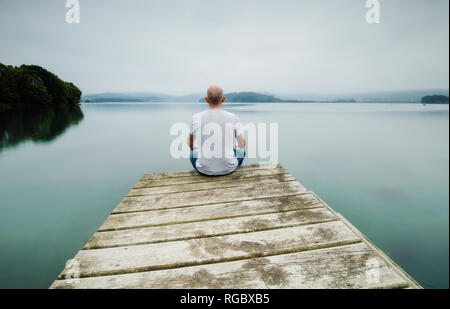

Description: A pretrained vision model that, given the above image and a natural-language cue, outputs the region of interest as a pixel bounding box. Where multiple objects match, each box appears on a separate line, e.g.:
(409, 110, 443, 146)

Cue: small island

(0, 63, 82, 111)
(199, 92, 306, 103)
(421, 95, 449, 104)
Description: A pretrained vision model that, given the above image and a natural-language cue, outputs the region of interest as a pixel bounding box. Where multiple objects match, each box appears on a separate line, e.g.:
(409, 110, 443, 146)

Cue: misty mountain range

(82, 89, 449, 104)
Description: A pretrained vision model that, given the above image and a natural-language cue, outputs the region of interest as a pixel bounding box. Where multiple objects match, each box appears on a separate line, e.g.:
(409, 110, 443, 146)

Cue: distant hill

(83, 91, 304, 103)
(280, 89, 450, 103)
(422, 95, 449, 104)
(200, 92, 304, 103)
(199, 92, 357, 103)
(82, 92, 163, 103)
(82, 89, 450, 104)
(82, 92, 203, 103)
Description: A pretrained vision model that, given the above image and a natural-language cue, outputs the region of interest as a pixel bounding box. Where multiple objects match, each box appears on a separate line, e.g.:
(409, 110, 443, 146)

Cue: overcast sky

(0, 0, 448, 95)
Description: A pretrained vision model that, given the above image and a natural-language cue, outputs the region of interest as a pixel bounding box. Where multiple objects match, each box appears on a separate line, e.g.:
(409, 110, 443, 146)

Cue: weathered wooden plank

(134, 167, 289, 188)
(51, 242, 409, 289)
(84, 208, 338, 249)
(128, 174, 295, 197)
(99, 194, 324, 231)
(114, 181, 307, 214)
(311, 192, 423, 289)
(141, 162, 281, 180)
(58, 221, 361, 278)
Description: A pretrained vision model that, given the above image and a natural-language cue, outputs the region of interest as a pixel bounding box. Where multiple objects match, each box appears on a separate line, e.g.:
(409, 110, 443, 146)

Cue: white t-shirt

(191, 109, 244, 176)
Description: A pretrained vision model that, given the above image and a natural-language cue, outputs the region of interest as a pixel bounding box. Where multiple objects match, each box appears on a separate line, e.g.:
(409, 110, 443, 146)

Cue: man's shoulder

(220, 109, 239, 120)
(192, 110, 207, 120)
(193, 109, 238, 120)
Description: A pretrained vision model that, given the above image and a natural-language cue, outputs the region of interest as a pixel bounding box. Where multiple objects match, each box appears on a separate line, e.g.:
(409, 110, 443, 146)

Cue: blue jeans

(190, 148, 246, 174)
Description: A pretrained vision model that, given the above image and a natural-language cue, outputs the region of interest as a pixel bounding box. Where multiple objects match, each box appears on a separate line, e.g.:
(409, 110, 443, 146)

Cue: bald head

(206, 85, 224, 105)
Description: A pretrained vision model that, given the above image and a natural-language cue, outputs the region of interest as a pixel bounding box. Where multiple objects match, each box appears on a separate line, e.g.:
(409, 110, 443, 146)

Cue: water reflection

(0, 106, 84, 151)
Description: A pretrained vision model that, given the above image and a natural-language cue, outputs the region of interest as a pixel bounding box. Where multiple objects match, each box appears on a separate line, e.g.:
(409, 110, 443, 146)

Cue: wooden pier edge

(311, 192, 422, 289)
(50, 162, 422, 289)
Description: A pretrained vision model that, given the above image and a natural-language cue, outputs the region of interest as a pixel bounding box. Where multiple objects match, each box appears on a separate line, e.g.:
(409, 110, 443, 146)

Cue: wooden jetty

(50, 163, 421, 289)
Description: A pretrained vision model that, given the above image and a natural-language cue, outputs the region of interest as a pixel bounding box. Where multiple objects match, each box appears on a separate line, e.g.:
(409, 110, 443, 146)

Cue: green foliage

(0, 63, 82, 110)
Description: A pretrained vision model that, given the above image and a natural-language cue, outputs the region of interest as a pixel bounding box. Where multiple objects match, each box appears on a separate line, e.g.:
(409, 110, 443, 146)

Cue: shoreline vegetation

(0, 63, 84, 150)
(0, 63, 82, 111)
(422, 95, 449, 104)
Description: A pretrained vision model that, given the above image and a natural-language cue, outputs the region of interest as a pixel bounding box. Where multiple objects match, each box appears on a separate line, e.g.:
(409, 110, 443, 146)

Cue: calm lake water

(0, 103, 448, 289)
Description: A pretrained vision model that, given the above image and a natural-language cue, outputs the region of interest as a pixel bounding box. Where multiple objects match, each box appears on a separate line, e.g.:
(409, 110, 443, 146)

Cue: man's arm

(187, 133, 194, 150)
(189, 114, 200, 151)
(236, 133, 246, 148)
(235, 119, 245, 148)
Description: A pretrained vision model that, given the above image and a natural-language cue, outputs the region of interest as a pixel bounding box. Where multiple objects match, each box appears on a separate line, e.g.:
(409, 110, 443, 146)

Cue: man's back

(191, 109, 243, 176)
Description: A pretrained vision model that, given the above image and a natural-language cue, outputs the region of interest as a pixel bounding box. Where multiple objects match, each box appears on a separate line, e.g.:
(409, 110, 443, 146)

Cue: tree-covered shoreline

(421, 95, 449, 104)
(0, 63, 82, 111)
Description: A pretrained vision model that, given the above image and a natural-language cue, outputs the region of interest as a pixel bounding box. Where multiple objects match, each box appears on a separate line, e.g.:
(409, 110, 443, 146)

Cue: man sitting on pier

(188, 85, 246, 176)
